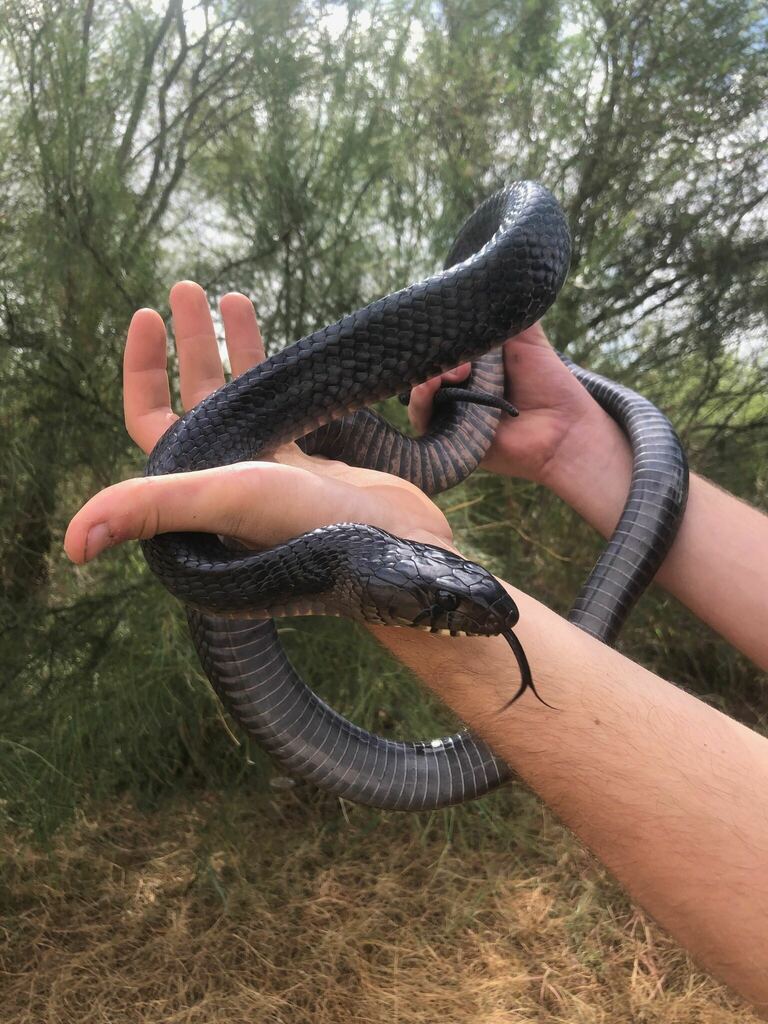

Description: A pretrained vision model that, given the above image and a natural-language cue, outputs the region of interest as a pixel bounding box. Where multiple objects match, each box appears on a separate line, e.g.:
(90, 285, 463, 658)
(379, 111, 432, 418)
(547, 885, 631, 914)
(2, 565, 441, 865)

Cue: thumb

(64, 463, 346, 564)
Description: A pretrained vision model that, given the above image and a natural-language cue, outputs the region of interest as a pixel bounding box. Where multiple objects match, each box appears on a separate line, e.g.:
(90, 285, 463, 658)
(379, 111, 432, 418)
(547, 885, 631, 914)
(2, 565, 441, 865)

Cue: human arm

(373, 591, 768, 1015)
(65, 285, 768, 1014)
(409, 324, 768, 671)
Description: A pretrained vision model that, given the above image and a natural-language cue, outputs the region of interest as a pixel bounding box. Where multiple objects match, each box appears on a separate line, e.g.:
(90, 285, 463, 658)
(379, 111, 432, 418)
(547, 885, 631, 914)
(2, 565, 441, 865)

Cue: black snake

(142, 181, 689, 809)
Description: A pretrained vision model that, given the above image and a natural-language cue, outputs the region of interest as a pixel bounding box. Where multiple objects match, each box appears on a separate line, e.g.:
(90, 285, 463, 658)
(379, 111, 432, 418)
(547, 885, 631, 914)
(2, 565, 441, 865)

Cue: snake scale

(142, 181, 689, 809)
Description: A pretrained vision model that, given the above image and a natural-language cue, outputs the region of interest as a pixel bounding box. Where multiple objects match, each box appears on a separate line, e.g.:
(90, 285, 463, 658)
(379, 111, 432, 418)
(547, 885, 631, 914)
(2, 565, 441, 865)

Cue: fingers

(123, 308, 179, 454)
(220, 292, 265, 376)
(122, 283, 267, 455)
(408, 363, 471, 434)
(170, 281, 227, 411)
(168, 284, 267, 407)
(64, 463, 353, 564)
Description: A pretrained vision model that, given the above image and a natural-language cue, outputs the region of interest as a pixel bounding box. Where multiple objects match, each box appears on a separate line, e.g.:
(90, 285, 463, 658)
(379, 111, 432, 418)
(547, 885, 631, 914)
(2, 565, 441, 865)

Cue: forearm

(371, 586, 768, 1014)
(547, 413, 768, 670)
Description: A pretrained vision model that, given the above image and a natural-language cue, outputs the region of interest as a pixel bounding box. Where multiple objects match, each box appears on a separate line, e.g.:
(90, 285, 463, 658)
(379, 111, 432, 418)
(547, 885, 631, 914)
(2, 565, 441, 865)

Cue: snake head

(352, 533, 552, 709)
(355, 540, 516, 638)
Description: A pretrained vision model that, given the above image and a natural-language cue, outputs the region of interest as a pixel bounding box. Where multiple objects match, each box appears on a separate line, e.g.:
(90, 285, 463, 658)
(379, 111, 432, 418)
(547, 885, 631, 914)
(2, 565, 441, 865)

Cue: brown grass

(0, 788, 757, 1023)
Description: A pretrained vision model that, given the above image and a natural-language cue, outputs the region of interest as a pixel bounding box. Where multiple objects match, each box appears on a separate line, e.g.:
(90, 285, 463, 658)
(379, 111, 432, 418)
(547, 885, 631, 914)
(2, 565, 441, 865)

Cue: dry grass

(0, 788, 757, 1024)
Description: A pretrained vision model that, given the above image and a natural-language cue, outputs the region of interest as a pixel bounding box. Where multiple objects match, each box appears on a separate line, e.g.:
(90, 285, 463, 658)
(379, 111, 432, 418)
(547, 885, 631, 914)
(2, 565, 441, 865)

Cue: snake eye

(436, 589, 459, 611)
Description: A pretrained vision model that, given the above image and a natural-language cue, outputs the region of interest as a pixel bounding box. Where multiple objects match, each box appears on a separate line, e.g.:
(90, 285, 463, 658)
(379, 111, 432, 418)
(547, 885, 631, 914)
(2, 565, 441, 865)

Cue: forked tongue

(500, 629, 557, 711)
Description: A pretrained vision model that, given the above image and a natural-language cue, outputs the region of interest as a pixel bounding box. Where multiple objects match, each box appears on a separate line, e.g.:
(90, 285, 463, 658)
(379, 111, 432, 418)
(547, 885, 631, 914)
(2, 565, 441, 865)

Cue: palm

(407, 322, 596, 486)
(482, 325, 593, 482)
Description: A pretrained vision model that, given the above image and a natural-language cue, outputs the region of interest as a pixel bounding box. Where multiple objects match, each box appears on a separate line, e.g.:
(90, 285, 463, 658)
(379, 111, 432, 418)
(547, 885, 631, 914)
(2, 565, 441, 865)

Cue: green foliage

(0, 0, 765, 836)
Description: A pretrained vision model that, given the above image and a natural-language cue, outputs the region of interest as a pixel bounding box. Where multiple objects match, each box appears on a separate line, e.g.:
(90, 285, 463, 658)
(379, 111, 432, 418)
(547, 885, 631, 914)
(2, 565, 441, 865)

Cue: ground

(0, 785, 756, 1024)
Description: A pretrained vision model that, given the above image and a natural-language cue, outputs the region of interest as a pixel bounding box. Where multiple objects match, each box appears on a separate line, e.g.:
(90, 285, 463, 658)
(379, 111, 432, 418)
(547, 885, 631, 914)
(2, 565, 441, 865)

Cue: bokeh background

(1, 1, 766, 1020)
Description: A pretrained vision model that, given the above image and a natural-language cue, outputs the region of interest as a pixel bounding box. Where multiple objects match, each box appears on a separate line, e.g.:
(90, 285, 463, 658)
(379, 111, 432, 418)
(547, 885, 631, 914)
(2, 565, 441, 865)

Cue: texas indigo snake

(142, 181, 689, 809)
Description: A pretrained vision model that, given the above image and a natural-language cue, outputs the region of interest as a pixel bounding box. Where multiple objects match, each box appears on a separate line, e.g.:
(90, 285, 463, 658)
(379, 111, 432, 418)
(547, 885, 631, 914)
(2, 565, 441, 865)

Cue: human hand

(408, 322, 632, 498)
(64, 282, 454, 564)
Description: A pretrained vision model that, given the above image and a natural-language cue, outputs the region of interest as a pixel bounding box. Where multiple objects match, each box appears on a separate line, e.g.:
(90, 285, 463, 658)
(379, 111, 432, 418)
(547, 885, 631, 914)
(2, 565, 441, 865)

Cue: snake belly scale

(142, 181, 689, 810)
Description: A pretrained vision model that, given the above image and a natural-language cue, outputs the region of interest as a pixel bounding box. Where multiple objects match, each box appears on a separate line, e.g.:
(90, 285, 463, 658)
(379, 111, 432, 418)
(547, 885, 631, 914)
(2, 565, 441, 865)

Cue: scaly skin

(141, 181, 688, 809)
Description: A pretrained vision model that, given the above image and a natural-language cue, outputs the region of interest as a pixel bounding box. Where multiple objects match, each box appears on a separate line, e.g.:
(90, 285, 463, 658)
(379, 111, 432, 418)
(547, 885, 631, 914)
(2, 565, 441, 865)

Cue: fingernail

(84, 523, 113, 562)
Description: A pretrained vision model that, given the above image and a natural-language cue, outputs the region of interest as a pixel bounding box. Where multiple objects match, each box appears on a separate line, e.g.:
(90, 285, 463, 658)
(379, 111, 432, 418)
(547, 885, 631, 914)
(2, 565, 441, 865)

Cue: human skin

(65, 283, 768, 1013)
(410, 327, 768, 672)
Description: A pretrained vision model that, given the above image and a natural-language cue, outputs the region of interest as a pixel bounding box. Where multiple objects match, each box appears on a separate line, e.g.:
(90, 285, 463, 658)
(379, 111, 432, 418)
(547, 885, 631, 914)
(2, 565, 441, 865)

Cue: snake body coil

(143, 181, 688, 809)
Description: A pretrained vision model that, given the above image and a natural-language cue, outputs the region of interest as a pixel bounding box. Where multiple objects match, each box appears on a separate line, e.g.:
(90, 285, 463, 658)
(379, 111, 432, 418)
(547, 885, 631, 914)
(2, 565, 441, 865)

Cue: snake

(141, 181, 689, 810)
